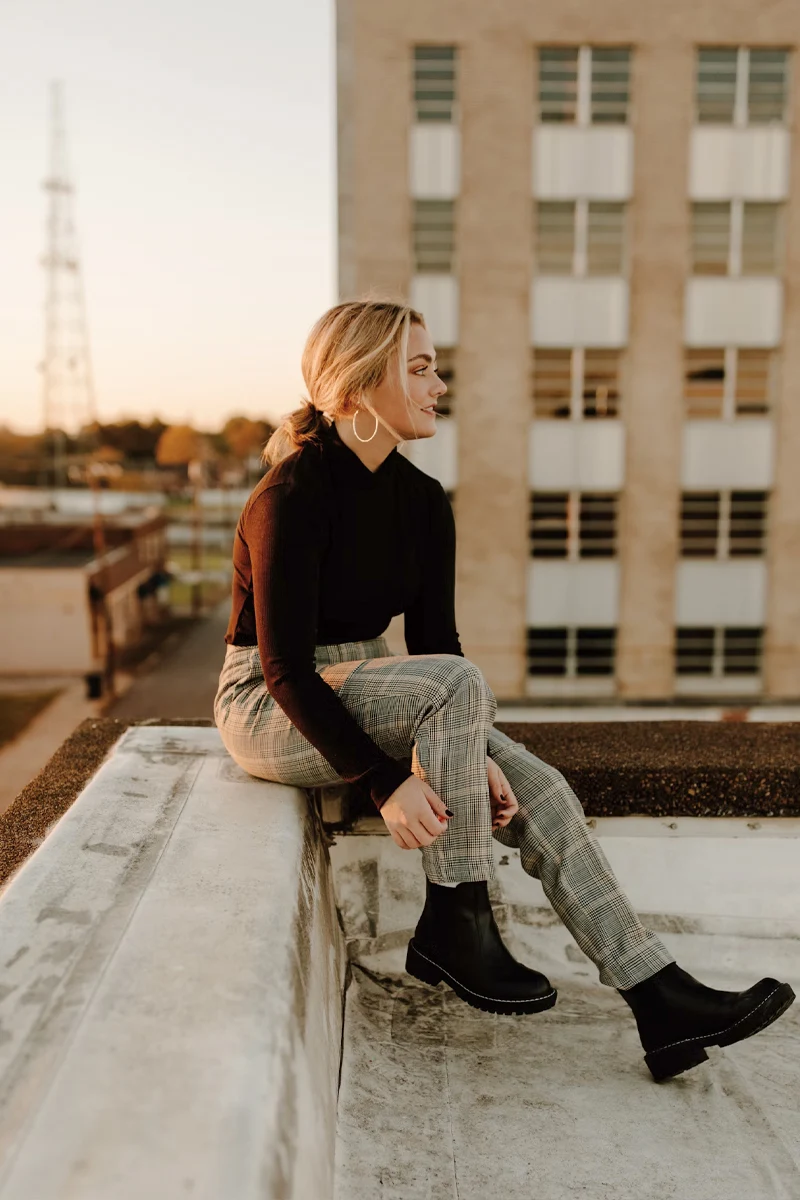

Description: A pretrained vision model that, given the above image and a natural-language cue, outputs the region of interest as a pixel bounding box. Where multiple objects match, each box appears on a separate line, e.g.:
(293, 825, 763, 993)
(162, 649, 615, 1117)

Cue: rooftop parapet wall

(3, 717, 799, 890)
(0, 724, 346, 1199)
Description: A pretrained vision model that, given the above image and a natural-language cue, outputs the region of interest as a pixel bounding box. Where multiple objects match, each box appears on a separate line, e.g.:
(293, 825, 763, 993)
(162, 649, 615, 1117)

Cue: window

(696, 47, 789, 125)
(691, 202, 731, 274)
(527, 628, 569, 675)
(527, 627, 616, 676)
(684, 348, 776, 417)
(748, 50, 790, 124)
(676, 627, 763, 675)
(413, 199, 455, 272)
(723, 627, 763, 674)
(680, 490, 768, 557)
(729, 490, 768, 556)
(413, 46, 457, 123)
(696, 49, 738, 123)
(735, 350, 775, 415)
(433, 348, 455, 416)
(580, 493, 617, 557)
(533, 349, 572, 418)
(586, 202, 626, 274)
(530, 491, 617, 558)
(681, 492, 721, 556)
(576, 628, 616, 674)
(590, 48, 631, 124)
(691, 201, 782, 276)
(536, 202, 575, 273)
(583, 350, 621, 417)
(684, 349, 726, 417)
(538, 48, 579, 123)
(533, 349, 622, 419)
(675, 627, 716, 675)
(741, 203, 782, 274)
(538, 46, 631, 125)
(535, 200, 626, 275)
(530, 492, 569, 557)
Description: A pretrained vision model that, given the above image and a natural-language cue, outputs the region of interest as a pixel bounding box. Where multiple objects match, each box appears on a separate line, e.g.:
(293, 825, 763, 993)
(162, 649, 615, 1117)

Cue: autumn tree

(220, 416, 272, 461)
(155, 425, 210, 467)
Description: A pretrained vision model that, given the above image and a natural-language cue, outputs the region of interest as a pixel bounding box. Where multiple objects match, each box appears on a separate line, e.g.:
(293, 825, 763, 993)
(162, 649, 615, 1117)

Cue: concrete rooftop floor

(334, 927, 800, 1200)
(330, 815, 800, 1200)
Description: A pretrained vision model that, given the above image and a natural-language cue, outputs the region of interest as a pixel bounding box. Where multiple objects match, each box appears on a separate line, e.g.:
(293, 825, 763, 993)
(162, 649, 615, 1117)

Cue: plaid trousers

(214, 635, 675, 989)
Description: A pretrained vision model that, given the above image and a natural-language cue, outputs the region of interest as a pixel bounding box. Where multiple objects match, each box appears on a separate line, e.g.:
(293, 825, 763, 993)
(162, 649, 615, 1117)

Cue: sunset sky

(0, 0, 336, 434)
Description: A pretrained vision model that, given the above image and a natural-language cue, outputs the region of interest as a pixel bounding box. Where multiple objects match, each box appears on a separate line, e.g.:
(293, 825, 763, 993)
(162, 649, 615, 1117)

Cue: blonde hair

(261, 297, 426, 468)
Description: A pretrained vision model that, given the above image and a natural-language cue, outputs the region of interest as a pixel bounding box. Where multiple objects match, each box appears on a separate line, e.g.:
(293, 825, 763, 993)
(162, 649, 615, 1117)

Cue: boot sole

(405, 938, 557, 1016)
(644, 981, 796, 1083)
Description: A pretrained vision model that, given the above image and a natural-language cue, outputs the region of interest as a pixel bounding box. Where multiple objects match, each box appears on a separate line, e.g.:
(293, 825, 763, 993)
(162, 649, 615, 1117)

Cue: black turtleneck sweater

(223, 417, 463, 811)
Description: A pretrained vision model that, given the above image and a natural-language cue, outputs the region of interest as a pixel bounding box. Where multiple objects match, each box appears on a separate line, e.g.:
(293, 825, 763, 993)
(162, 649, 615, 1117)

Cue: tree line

(0, 416, 276, 488)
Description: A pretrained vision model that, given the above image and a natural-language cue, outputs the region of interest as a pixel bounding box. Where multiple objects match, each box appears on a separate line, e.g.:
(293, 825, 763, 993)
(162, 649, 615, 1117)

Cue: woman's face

(369, 321, 447, 442)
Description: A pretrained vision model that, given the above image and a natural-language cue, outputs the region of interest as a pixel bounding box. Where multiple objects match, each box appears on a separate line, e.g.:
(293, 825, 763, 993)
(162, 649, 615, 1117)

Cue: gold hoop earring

(352, 404, 379, 443)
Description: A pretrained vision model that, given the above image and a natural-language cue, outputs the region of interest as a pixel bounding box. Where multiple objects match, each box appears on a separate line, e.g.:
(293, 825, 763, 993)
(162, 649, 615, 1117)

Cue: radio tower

(40, 80, 99, 487)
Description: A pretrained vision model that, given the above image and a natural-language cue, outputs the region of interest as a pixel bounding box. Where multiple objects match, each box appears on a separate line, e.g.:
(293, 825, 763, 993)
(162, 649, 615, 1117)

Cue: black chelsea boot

(619, 960, 795, 1082)
(405, 877, 557, 1015)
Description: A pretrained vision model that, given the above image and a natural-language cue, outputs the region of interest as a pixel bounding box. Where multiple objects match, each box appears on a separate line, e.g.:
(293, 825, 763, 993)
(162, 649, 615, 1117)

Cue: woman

(214, 299, 794, 1083)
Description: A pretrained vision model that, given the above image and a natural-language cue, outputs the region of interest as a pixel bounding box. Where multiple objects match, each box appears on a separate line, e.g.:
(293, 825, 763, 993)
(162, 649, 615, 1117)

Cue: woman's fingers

(418, 807, 448, 840)
(492, 797, 518, 828)
(396, 826, 421, 850)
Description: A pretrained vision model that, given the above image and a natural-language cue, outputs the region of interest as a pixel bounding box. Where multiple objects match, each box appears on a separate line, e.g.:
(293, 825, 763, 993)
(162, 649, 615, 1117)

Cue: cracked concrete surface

(331, 836, 800, 1200)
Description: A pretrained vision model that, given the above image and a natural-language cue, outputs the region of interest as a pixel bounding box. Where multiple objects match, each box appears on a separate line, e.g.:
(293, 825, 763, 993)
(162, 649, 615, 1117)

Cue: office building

(336, 2, 799, 701)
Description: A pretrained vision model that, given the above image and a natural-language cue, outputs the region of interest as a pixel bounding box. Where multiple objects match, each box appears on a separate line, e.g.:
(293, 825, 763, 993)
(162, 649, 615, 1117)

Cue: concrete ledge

(0, 726, 346, 1199)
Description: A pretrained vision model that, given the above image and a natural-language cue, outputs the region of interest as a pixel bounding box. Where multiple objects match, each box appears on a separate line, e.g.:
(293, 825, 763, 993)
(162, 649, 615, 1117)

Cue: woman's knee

(433, 654, 495, 711)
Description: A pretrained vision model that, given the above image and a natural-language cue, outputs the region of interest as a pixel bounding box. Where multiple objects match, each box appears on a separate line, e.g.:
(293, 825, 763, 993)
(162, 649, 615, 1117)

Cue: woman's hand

(379, 775, 452, 850)
(488, 756, 518, 830)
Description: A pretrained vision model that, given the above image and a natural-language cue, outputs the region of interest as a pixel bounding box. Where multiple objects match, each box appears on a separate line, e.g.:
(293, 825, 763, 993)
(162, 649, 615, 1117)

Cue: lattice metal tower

(40, 80, 99, 486)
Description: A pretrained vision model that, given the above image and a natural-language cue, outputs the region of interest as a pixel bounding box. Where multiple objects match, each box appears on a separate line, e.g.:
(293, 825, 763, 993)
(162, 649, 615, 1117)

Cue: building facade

(336, 1, 800, 702)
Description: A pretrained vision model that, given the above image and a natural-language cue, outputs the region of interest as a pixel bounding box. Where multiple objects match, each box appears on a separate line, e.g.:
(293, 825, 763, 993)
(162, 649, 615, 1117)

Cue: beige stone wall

(764, 51, 800, 699)
(338, 0, 800, 699)
(616, 41, 693, 699)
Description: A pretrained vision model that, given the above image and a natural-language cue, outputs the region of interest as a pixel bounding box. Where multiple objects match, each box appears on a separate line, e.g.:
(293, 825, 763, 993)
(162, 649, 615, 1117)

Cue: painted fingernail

(445, 808, 454, 817)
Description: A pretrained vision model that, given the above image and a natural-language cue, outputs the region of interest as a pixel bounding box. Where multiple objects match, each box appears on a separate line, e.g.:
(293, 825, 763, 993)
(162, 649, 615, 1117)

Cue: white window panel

(532, 278, 628, 347)
(533, 126, 633, 199)
(689, 128, 789, 200)
(682, 420, 774, 489)
(529, 420, 625, 489)
(410, 274, 458, 346)
(675, 560, 766, 625)
(526, 559, 619, 625)
(401, 414, 457, 490)
(675, 674, 762, 696)
(684, 278, 782, 347)
(525, 673, 617, 699)
(410, 125, 460, 198)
